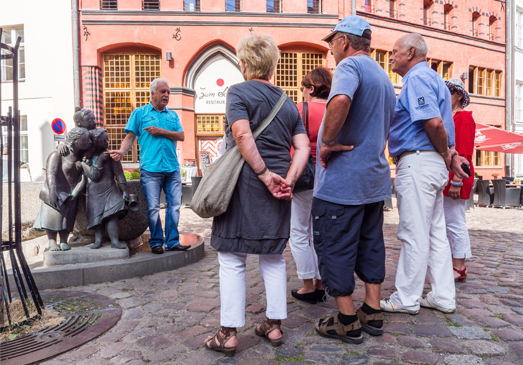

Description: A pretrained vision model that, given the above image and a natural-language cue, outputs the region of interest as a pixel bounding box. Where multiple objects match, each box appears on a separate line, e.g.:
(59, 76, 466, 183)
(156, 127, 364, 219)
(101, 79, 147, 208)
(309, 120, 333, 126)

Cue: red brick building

(77, 0, 506, 178)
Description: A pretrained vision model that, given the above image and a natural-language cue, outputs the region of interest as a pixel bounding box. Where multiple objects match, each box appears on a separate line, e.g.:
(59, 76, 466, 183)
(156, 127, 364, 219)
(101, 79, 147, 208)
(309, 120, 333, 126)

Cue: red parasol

(474, 123, 523, 153)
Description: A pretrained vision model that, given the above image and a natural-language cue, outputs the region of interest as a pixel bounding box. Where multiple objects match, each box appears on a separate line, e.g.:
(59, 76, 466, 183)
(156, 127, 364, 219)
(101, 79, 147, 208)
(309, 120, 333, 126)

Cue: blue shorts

(311, 198, 386, 297)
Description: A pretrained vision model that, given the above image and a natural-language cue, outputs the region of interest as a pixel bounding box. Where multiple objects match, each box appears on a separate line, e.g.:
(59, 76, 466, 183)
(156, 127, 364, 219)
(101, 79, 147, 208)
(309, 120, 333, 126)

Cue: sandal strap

(208, 327, 236, 349)
(318, 315, 361, 336)
(356, 308, 383, 323)
(453, 267, 466, 276)
(258, 318, 282, 337)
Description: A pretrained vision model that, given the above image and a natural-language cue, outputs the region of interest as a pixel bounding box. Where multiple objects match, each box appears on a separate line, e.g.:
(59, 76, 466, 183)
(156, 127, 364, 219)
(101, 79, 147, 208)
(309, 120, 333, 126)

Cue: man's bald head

(390, 33, 429, 77)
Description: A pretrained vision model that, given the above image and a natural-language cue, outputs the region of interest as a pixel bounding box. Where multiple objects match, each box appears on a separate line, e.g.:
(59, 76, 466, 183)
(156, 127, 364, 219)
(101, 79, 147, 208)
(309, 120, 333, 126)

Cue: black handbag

(294, 102, 315, 192)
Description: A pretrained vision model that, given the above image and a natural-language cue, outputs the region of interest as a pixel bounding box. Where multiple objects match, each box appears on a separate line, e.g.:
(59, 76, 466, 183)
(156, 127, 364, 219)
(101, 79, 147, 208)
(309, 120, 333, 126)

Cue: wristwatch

(322, 139, 335, 146)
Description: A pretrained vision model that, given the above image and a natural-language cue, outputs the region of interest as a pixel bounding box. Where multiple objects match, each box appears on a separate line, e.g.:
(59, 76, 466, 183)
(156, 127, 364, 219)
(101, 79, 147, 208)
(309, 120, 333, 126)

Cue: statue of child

(34, 127, 92, 251)
(82, 128, 129, 249)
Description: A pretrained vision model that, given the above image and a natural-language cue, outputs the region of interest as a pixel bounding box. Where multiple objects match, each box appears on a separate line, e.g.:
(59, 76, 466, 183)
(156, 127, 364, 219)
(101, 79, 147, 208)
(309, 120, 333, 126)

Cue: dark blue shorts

(311, 198, 386, 297)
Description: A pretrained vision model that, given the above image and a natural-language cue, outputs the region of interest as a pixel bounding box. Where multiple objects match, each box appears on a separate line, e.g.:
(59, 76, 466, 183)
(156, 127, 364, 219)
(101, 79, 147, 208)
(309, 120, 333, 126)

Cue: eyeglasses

(328, 36, 344, 48)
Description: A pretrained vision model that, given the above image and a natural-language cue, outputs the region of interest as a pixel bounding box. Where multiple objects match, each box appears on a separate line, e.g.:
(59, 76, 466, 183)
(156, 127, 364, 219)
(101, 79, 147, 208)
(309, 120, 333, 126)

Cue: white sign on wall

(194, 55, 244, 114)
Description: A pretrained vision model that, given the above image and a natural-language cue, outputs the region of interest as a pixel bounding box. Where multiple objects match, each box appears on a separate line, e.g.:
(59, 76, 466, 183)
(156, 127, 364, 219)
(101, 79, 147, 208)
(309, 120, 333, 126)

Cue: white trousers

(289, 189, 321, 280)
(218, 252, 287, 328)
(390, 152, 456, 311)
(443, 196, 472, 259)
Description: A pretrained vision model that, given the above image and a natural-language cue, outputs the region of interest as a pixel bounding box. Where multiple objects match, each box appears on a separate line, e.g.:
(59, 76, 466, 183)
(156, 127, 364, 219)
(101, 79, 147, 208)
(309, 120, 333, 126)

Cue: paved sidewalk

(42, 205, 523, 365)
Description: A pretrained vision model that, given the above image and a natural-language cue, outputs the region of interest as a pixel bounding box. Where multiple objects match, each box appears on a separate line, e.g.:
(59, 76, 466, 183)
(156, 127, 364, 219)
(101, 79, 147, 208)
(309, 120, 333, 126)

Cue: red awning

(474, 123, 523, 153)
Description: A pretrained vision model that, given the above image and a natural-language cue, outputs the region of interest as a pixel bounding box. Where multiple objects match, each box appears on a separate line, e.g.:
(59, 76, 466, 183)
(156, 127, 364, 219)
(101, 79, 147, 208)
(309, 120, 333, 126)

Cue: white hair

(403, 33, 429, 58)
(150, 78, 170, 93)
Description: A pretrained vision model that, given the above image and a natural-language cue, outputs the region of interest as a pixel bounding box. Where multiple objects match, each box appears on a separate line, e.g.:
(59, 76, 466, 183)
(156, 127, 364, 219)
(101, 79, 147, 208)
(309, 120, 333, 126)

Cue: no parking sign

(52, 118, 66, 134)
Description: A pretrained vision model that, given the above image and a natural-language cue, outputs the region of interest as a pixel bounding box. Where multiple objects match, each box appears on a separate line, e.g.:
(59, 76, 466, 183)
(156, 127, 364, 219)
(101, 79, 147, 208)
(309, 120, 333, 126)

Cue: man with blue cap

(311, 15, 396, 344)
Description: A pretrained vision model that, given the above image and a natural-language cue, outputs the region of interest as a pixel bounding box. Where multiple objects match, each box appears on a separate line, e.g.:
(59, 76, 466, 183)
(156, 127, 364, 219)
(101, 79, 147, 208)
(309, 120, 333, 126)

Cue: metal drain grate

(0, 291, 121, 365)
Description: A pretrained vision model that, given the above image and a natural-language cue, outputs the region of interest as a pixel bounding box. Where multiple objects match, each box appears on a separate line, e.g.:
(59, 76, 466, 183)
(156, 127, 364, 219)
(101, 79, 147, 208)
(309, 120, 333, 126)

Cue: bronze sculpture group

(34, 108, 131, 251)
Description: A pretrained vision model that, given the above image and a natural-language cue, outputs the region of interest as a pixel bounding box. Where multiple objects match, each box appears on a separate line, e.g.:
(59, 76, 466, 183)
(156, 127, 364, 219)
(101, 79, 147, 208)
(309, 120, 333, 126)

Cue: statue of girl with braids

(34, 127, 92, 251)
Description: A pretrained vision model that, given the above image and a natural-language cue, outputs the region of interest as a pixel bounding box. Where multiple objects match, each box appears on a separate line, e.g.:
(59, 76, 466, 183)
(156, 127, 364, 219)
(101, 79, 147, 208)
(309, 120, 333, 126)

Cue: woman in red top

(289, 67, 332, 304)
(443, 78, 475, 283)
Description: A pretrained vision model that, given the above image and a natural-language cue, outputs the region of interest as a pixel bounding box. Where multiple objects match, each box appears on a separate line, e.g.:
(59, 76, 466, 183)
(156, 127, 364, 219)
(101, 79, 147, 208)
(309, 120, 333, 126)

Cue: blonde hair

(236, 33, 280, 80)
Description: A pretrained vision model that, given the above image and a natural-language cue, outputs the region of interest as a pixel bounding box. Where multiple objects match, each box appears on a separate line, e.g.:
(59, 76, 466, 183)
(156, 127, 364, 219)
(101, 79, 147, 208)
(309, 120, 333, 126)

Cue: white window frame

(516, 82, 523, 123)
(1, 25, 25, 82)
(1, 115, 28, 164)
(517, 8, 523, 49)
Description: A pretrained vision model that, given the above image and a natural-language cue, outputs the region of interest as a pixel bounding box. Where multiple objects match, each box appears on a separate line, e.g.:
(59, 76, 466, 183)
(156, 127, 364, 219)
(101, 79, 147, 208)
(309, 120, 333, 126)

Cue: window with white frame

(517, 8, 523, 48)
(1, 25, 25, 82)
(1, 115, 28, 164)
(516, 82, 523, 123)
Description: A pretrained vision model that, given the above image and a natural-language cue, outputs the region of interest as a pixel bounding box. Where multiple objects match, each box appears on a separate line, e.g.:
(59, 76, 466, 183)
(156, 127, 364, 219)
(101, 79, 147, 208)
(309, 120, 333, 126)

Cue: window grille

(143, 0, 160, 10)
(103, 53, 161, 162)
(100, 0, 117, 10)
(196, 115, 225, 135)
(307, 0, 321, 14)
(275, 52, 324, 103)
(185, 0, 201, 11)
(267, 0, 281, 13)
(226, 0, 241, 12)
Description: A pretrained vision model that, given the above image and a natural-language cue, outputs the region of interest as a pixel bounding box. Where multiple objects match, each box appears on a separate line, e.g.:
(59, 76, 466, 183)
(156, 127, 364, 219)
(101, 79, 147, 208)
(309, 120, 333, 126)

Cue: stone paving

(40, 204, 523, 365)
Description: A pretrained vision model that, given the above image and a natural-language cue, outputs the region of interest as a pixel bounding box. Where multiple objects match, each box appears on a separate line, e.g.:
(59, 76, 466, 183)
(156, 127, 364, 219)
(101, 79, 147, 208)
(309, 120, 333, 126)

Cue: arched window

(444, 4, 453, 30)
(489, 16, 497, 41)
(365, 0, 374, 14)
(472, 12, 481, 37)
(423, 0, 433, 26)
(389, 0, 397, 18)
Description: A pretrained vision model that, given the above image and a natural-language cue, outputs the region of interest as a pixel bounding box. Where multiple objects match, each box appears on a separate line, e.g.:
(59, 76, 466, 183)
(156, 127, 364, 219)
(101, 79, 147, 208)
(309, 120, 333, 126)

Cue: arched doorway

(185, 44, 244, 163)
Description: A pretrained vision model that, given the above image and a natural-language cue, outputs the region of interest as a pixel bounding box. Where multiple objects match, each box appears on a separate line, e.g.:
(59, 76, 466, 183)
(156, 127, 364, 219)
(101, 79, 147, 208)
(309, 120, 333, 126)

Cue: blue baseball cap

(322, 15, 372, 42)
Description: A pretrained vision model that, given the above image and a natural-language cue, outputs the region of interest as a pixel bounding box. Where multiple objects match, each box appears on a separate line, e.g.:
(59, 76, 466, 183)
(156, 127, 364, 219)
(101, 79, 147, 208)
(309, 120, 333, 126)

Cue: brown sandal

(204, 326, 237, 357)
(255, 318, 284, 347)
(315, 314, 363, 344)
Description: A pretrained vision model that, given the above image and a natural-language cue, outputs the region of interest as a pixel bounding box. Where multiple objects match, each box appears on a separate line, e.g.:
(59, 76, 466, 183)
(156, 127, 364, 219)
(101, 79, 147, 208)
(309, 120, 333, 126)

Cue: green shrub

(124, 171, 132, 180)
(131, 172, 140, 180)
(133, 168, 140, 173)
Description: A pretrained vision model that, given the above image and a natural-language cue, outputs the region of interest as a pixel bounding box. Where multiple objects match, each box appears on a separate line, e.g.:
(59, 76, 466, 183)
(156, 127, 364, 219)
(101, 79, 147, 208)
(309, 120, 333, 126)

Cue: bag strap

(252, 92, 288, 140)
(302, 102, 309, 136)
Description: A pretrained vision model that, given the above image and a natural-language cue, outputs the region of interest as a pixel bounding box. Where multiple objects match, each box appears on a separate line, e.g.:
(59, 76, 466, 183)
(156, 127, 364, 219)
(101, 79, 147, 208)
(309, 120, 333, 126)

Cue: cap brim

(322, 31, 338, 43)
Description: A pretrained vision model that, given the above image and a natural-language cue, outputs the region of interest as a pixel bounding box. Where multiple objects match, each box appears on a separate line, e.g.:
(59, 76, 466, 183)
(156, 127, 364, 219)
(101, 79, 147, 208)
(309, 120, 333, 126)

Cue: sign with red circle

(216, 78, 224, 87)
(52, 118, 66, 134)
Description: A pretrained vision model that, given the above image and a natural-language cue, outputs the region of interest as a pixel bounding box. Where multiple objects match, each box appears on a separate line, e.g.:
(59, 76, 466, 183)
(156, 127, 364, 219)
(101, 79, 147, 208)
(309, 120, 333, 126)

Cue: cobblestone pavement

(41, 205, 523, 365)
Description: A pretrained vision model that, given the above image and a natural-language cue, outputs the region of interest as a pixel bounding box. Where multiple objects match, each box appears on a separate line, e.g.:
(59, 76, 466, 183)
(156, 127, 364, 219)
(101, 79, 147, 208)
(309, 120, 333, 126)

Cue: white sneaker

(380, 297, 419, 315)
(419, 296, 455, 314)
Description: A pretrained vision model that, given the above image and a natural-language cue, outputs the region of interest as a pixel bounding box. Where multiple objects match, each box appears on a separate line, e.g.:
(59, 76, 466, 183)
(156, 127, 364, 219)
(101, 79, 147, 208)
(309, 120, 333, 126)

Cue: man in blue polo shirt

(110, 78, 190, 254)
(380, 33, 469, 315)
(312, 16, 396, 344)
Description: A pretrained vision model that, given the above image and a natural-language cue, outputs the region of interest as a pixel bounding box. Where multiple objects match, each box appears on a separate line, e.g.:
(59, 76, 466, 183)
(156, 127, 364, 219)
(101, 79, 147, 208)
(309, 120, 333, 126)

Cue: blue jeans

(140, 169, 182, 249)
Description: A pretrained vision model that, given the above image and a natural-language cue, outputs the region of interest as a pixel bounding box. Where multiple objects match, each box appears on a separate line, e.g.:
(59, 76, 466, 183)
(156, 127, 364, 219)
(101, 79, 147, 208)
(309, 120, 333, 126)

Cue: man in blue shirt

(110, 78, 190, 254)
(380, 33, 469, 315)
(312, 16, 396, 344)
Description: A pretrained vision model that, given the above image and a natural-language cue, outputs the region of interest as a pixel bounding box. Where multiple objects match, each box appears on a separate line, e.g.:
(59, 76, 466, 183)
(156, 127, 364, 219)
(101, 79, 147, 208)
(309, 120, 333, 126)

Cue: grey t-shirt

(314, 55, 396, 205)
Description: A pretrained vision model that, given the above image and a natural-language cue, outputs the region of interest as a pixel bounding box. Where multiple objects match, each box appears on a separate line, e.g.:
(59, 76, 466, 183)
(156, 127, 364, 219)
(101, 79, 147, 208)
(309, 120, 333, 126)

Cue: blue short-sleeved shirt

(124, 103, 183, 173)
(388, 61, 455, 157)
(314, 55, 396, 205)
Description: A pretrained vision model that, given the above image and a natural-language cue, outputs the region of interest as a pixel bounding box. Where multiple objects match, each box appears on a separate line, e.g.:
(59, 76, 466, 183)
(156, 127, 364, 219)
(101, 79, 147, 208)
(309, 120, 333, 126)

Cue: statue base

(43, 242, 129, 267)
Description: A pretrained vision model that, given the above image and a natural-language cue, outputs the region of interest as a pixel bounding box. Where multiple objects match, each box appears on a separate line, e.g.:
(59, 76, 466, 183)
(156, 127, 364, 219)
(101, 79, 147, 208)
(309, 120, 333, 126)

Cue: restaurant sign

(194, 55, 244, 114)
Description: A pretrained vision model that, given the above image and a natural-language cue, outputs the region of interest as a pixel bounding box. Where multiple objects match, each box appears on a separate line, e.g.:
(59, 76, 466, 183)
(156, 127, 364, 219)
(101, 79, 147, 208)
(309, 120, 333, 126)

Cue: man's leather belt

(392, 150, 437, 165)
